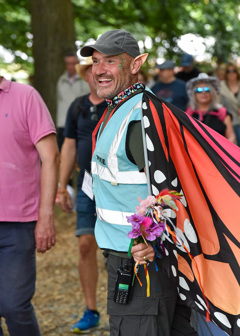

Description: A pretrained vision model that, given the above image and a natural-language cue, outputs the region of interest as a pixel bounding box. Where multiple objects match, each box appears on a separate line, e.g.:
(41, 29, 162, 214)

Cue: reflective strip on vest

(96, 207, 132, 225)
(92, 100, 147, 184)
(91, 161, 147, 184)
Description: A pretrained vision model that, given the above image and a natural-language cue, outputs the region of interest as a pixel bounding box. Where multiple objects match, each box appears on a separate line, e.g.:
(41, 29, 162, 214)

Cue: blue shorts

(76, 189, 96, 236)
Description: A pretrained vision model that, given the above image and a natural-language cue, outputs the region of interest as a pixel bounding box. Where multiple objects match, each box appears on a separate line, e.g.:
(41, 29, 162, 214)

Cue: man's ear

(131, 53, 148, 74)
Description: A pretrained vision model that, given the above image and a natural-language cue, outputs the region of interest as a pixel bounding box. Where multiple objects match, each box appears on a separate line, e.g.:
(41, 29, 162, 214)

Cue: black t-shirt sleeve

(126, 120, 145, 172)
(63, 100, 77, 139)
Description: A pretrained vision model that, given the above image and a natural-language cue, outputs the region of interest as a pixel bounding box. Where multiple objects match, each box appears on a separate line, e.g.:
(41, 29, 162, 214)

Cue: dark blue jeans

(0, 222, 41, 336)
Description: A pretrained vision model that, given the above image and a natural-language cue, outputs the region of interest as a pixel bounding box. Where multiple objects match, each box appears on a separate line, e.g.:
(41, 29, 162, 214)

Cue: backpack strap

(71, 94, 89, 132)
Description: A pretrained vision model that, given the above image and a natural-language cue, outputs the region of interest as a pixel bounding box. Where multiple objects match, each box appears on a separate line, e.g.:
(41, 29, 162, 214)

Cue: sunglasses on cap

(194, 87, 210, 93)
(226, 69, 237, 73)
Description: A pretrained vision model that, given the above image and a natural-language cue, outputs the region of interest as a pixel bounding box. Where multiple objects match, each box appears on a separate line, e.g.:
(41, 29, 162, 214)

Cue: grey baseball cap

(156, 60, 175, 70)
(80, 29, 140, 58)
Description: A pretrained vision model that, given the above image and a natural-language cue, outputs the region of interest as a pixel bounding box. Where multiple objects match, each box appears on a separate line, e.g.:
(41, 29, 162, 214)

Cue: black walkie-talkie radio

(114, 264, 134, 304)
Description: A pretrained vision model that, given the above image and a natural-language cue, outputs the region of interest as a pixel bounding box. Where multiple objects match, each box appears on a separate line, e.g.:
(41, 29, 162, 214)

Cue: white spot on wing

(152, 185, 159, 196)
(179, 293, 186, 300)
(146, 134, 154, 151)
(184, 219, 198, 243)
(214, 312, 231, 329)
(143, 115, 150, 128)
(154, 170, 166, 183)
(179, 276, 190, 291)
(171, 178, 178, 187)
(171, 265, 177, 277)
(195, 302, 204, 311)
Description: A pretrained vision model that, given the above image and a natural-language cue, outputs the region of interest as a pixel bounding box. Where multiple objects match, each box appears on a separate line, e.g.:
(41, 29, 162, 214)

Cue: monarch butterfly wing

(142, 90, 240, 335)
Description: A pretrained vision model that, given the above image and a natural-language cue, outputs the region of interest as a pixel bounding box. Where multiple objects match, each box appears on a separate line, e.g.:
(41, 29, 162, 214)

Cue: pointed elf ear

(131, 53, 148, 74)
(135, 53, 149, 66)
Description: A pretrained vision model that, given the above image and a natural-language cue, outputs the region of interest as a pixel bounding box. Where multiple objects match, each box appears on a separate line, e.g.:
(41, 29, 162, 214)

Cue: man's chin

(97, 88, 114, 100)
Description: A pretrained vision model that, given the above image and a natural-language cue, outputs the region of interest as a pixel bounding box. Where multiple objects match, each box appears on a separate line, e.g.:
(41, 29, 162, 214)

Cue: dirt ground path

(2, 208, 110, 336)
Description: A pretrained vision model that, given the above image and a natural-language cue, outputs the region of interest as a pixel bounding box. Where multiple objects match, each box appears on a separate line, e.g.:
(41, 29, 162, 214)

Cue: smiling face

(91, 50, 138, 99)
(194, 82, 212, 107)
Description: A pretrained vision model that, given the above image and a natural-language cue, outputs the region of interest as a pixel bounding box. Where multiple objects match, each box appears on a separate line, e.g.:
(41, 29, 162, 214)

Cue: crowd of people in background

(140, 54, 240, 146)
(56, 50, 240, 151)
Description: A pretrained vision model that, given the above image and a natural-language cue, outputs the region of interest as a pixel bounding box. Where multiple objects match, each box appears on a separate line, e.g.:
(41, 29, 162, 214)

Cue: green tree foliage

(1, 0, 240, 65)
(1, 0, 240, 119)
(72, 0, 240, 63)
(181, 0, 240, 63)
(0, 0, 32, 67)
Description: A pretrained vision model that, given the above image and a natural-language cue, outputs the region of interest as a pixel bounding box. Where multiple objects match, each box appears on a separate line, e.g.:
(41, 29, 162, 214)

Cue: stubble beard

(94, 77, 116, 99)
(97, 90, 114, 99)
(96, 87, 116, 99)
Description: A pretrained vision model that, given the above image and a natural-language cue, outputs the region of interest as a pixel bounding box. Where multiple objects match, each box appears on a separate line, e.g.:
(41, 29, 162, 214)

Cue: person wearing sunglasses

(185, 73, 235, 143)
(220, 62, 240, 146)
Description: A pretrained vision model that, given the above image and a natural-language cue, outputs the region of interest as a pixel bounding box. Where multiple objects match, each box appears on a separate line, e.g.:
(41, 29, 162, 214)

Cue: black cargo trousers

(105, 253, 198, 336)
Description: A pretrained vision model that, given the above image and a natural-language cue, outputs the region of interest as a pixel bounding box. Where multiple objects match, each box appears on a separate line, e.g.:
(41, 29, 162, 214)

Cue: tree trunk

(30, 0, 76, 122)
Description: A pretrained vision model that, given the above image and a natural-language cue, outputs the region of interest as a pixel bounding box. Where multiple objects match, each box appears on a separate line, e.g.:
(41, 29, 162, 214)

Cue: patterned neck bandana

(106, 82, 145, 107)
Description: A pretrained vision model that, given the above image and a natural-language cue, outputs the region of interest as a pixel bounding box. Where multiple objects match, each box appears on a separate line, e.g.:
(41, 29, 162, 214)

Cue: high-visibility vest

(92, 93, 148, 252)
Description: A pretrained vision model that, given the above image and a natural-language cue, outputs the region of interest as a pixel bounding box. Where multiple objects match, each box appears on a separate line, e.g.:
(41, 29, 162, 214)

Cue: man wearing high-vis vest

(80, 30, 198, 336)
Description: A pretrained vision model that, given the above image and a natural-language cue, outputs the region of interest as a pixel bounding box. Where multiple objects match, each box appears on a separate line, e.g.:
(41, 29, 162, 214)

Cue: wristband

(58, 188, 68, 194)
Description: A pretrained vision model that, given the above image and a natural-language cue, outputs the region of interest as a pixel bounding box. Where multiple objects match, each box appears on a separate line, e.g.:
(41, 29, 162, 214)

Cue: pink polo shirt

(0, 77, 56, 222)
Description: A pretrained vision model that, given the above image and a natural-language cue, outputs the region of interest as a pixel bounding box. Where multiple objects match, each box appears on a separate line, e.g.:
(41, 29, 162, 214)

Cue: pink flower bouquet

(127, 189, 182, 246)
(126, 189, 182, 297)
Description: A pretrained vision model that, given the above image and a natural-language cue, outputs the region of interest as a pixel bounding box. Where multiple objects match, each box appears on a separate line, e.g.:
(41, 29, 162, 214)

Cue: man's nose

(94, 62, 107, 75)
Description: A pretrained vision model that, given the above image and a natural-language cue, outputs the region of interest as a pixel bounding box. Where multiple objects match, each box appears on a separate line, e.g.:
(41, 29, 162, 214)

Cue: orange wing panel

(192, 254, 240, 315)
(162, 105, 220, 255)
(178, 254, 195, 282)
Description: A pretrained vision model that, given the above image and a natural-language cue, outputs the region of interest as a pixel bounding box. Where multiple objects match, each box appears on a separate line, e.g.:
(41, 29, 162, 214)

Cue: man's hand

(58, 190, 73, 213)
(35, 212, 56, 253)
(131, 243, 155, 265)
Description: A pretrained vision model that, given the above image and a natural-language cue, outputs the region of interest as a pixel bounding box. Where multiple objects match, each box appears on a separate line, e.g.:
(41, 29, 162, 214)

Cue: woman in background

(220, 62, 240, 145)
(186, 73, 235, 143)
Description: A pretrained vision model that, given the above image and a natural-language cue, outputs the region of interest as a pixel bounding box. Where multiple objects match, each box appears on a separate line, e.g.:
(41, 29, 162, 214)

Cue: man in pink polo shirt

(0, 76, 60, 336)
